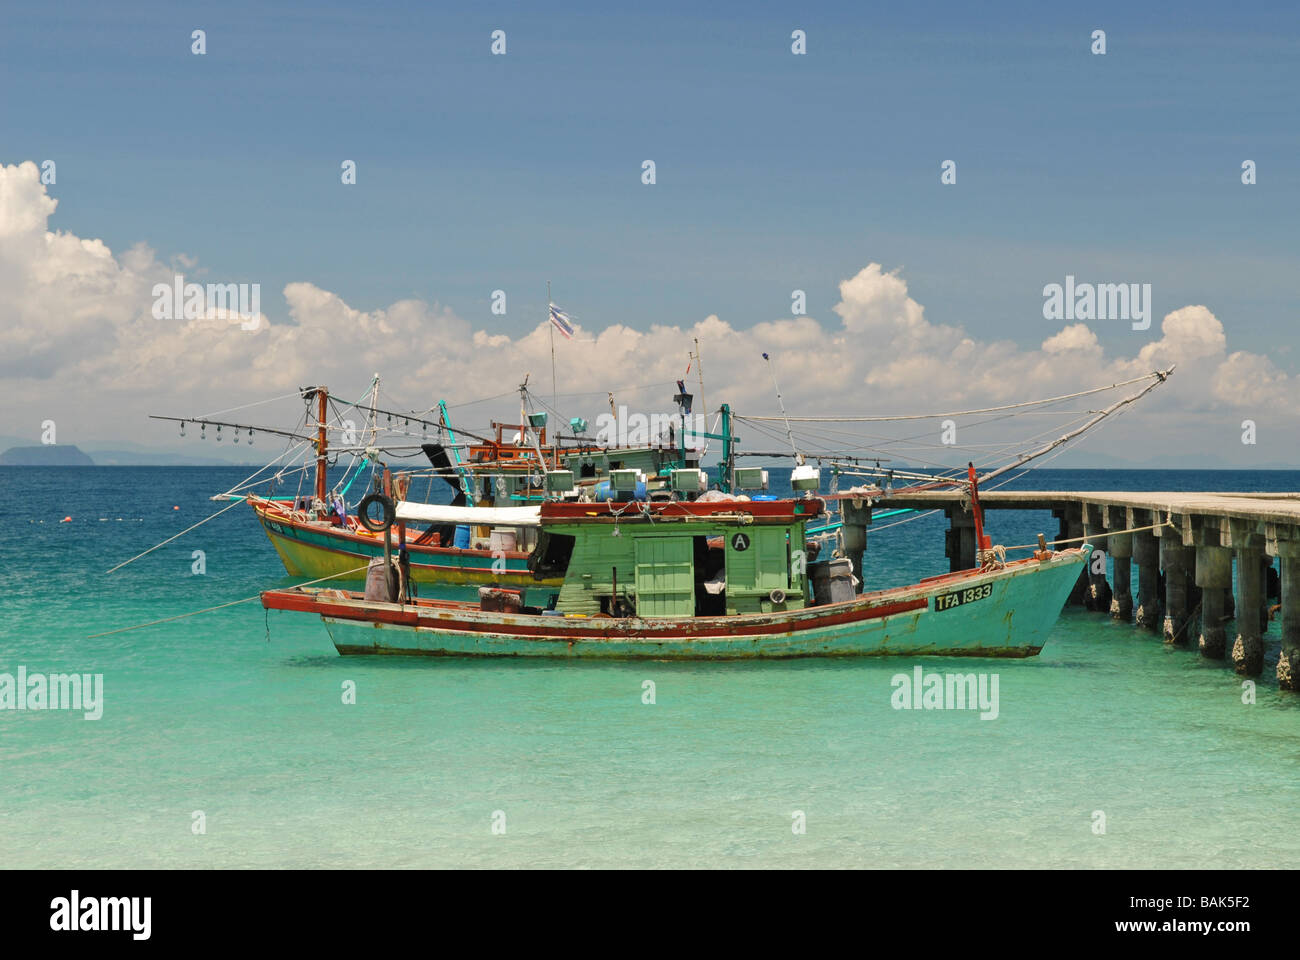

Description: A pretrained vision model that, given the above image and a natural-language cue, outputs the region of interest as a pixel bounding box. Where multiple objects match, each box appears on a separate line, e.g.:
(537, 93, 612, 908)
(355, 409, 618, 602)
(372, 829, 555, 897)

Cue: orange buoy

(60, 516, 72, 523)
(173, 505, 180, 510)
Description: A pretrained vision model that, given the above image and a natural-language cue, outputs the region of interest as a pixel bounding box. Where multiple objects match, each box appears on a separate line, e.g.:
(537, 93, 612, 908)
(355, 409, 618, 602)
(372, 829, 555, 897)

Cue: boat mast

(313, 386, 329, 516)
(719, 403, 733, 493)
(519, 375, 549, 492)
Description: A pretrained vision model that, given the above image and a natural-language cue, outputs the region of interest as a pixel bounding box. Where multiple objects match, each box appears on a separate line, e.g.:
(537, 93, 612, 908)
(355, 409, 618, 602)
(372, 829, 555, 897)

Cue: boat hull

(264, 548, 1088, 659)
(249, 497, 557, 589)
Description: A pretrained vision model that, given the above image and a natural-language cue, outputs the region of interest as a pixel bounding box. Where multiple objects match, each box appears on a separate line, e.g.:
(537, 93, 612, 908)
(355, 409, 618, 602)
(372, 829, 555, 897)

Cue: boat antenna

(547, 280, 557, 411)
(762, 351, 803, 465)
(692, 337, 708, 427)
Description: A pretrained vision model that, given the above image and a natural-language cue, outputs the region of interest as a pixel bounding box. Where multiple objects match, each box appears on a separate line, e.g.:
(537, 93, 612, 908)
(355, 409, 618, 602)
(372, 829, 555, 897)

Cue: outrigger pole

(437, 399, 475, 506)
(977, 366, 1175, 486)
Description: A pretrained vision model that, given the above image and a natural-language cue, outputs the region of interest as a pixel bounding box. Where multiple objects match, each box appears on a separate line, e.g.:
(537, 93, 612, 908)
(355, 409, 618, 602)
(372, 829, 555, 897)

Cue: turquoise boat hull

(264, 546, 1089, 659)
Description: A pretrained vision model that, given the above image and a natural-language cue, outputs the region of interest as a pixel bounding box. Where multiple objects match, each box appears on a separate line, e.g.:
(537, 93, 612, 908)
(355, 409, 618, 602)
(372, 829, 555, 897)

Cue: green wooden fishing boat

(261, 495, 1090, 658)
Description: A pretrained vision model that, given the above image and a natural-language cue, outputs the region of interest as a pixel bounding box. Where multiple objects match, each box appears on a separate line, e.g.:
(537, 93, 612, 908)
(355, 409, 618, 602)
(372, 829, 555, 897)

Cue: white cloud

(1043, 323, 1100, 358)
(0, 161, 1295, 462)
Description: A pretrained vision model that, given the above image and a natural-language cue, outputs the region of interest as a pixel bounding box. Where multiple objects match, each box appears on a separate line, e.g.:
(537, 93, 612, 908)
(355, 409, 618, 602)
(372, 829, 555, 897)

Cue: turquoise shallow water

(2, 467, 1298, 868)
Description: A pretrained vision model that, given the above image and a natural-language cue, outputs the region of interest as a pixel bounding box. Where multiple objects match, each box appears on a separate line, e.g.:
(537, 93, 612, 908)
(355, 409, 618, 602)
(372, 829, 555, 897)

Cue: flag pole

(547, 280, 557, 412)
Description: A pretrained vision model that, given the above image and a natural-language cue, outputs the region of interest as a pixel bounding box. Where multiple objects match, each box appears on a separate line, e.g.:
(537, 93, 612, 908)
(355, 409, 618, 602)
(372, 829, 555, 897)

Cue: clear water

(2, 467, 1297, 868)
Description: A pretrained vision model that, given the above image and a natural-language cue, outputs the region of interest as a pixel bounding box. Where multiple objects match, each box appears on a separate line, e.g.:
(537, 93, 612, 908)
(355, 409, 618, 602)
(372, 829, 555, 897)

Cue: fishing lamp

(790, 463, 821, 492)
(670, 468, 707, 493)
(546, 470, 575, 493)
(733, 467, 769, 491)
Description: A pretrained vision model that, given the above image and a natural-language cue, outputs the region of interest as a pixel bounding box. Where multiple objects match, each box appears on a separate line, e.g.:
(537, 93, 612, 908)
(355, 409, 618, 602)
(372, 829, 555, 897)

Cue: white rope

(86, 562, 374, 638)
(217, 440, 311, 498)
(738, 372, 1166, 423)
(999, 517, 1175, 553)
(198, 391, 303, 420)
(105, 498, 246, 574)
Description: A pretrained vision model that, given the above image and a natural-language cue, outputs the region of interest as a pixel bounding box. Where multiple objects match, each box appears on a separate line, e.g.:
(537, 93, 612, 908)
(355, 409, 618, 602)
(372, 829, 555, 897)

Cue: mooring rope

(86, 563, 374, 639)
(104, 498, 247, 574)
(998, 517, 1177, 554)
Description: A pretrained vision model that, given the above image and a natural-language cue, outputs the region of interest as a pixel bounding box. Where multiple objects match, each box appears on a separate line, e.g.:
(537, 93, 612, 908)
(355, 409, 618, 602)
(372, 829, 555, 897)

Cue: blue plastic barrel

(592, 479, 647, 501)
(453, 524, 471, 548)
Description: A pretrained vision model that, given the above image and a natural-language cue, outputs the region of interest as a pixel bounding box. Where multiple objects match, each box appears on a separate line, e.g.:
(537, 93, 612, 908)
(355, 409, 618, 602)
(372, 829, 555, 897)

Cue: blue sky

(1, 1, 1297, 465)
(4, 0, 1296, 351)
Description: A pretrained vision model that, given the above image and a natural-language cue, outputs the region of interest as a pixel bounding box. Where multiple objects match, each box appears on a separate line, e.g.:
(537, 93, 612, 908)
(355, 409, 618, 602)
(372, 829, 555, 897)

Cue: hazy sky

(2, 0, 1297, 466)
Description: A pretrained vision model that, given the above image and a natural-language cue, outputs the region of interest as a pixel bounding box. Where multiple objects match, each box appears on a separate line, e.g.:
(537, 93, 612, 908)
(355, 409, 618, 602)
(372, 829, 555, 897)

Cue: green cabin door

(633, 537, 694, 617)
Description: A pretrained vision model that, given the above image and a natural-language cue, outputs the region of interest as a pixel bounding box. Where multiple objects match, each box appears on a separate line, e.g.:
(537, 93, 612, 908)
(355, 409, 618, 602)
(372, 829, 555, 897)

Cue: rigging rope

(86, 563, 375, 638)
(736, 371, 1165, 423)
(105, 499, 246, 574)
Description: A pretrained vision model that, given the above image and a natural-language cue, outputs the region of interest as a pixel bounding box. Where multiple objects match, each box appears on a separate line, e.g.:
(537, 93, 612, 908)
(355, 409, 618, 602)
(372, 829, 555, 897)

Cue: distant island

(0, 443, 257, 466)
(0, 445, 95, 465)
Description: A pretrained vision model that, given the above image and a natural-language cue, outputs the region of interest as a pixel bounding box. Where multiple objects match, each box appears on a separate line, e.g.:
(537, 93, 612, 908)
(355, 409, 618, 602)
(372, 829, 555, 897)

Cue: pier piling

(1082, 506, 1112, 613)
(944, 507, 976, 573)
(840, 499, 871, 594)
(1105, 504, 1133, 621)
(1133, 521, 1162, 633)
(1193, 538, 1232, 660)
(1272, 530, 1300, 690)
(1160, 539, 1193, 645)
(1055, 507, 1088, 606)
(1229, 518, 1266, 677)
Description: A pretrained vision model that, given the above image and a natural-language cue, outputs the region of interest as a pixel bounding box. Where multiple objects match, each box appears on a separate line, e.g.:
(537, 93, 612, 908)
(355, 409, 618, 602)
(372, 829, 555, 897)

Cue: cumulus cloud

(0, 160, 1295, 462)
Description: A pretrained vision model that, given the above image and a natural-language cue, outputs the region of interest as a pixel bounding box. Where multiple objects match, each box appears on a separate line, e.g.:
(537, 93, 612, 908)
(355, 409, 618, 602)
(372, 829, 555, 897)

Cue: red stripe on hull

(262, 590, 929, 639)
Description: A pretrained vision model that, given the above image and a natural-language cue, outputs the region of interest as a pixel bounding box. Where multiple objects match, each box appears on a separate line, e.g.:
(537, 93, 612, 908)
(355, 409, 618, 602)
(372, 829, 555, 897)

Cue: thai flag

(549, 303, 575, 339)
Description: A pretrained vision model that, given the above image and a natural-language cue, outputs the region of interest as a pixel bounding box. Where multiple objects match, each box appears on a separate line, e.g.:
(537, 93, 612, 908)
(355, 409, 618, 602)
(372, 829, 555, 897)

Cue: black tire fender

(357, 493, 396, 533)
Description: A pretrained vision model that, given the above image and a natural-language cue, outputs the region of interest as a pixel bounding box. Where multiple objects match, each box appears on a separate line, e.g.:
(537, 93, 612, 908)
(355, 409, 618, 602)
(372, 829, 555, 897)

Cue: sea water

(1, 467, 1297, 868)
